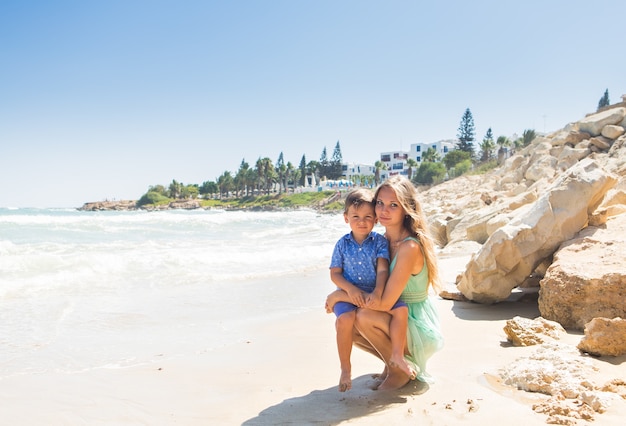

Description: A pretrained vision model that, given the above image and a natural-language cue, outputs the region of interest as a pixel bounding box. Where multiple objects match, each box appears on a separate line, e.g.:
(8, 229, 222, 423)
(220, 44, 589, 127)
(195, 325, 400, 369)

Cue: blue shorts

(333, 299, 408, 317)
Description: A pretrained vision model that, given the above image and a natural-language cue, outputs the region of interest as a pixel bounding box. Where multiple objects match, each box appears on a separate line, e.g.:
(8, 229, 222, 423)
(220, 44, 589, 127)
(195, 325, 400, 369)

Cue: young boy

(328, 188, 412, 392)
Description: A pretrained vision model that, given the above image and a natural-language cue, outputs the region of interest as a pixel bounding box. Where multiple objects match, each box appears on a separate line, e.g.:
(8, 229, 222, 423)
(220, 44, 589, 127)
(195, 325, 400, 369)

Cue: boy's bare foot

(377, 371, 410, 391)
(389, 355, 417, 380)
(339, 370, 352, 392)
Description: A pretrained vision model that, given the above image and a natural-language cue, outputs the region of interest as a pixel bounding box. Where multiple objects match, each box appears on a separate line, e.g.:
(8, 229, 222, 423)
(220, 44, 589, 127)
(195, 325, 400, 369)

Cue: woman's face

(375, 186, 405, 228)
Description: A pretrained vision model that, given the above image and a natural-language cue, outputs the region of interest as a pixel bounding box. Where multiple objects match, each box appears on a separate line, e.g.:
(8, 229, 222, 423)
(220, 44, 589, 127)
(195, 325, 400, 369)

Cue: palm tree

(405, 158, 418, 181)
(217, 172, 234, 198)
(256, 157, 275, 195)
(235, 159, 250, 197)
(285, 161, 296, 192)
(422, 147, 440, 163)
(307, 160, 320, 187)
(496, 136, 510, 164)
(374, 161, 387, 185)
(168, 179, 183, 199)
(522, 129, 537, 146)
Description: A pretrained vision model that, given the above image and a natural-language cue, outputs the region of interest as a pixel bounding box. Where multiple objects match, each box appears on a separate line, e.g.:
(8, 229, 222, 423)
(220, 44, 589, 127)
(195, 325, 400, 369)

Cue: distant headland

(78, 190, 344, 212)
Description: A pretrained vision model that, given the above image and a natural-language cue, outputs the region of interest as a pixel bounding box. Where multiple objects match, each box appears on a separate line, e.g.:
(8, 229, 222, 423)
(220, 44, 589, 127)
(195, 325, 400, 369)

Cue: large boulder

(457, 159, 617, 303)
(578, 107, 626, 137)
(538, 214, 626, 330)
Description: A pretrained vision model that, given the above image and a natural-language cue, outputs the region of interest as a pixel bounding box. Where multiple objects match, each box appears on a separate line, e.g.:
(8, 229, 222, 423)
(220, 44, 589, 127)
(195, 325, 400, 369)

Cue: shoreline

(1, 255, 624, 425)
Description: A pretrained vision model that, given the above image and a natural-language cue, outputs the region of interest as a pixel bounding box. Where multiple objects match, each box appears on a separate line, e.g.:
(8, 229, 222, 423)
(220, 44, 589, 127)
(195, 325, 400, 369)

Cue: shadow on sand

(450, 288, 541, 322)
(242, 374, 429, 425)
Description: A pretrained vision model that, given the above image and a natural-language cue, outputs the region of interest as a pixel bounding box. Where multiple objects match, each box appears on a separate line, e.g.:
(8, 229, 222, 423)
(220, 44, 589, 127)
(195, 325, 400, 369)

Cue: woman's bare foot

(371, 366, 388, 381)
(339, 370, 352, 392)
(389, 355, 417, 380)
(377, 370, 410, 391)
(369, 367, 388, 390)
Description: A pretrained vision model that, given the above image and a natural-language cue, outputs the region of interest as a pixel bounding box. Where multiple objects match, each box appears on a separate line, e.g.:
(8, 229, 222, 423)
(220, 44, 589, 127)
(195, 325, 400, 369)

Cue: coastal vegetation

(130, 108, 544, 210)
(141, 189, 343, 212)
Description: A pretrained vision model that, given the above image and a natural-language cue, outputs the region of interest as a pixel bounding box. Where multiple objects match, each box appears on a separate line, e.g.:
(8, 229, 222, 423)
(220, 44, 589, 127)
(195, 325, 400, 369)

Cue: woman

(326, 175, 444, 391)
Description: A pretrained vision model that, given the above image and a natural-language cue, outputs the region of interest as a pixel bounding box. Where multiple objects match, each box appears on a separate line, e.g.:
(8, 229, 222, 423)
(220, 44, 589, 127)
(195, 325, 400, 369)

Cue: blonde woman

(326, 175, 443, 390)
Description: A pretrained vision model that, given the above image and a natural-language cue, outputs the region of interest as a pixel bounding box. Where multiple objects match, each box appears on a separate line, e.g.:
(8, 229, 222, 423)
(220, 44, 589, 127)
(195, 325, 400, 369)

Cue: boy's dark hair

(344, 188, 374, 214)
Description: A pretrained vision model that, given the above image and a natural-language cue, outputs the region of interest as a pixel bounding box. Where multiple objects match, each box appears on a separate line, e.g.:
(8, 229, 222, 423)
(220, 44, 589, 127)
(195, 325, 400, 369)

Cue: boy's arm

(330, 267, 366, 307)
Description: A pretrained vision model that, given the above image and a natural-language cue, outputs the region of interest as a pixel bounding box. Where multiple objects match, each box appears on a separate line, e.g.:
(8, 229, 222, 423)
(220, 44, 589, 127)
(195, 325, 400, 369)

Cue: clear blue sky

(1, 0, 624, 207)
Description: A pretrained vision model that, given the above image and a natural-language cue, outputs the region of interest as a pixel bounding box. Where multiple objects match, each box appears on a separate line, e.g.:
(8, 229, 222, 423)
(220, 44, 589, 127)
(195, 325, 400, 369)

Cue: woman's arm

(368, 240, 423, 311)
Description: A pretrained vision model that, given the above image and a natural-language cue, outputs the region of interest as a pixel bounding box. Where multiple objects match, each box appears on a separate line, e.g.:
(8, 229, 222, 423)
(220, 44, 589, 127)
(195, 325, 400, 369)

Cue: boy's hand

(347, 288, 365, 307)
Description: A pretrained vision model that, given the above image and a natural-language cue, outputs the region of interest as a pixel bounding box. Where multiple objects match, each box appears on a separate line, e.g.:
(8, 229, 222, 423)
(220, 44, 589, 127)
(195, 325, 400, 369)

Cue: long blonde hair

(374, 175, 441, 291)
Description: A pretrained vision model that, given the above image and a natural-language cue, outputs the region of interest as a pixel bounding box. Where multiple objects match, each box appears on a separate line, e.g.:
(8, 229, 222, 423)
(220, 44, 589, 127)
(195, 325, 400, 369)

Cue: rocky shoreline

(78, 199, 202, 211)
(78, 191, 343, 212)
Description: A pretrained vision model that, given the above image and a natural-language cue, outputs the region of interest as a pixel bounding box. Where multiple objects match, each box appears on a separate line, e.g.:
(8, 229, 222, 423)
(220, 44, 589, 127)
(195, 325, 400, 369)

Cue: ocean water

(0, 207, 354, 377)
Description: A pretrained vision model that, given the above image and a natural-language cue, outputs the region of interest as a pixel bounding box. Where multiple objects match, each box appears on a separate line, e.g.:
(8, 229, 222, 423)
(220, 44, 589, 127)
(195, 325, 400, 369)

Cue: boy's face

(344, 203, 377, 238)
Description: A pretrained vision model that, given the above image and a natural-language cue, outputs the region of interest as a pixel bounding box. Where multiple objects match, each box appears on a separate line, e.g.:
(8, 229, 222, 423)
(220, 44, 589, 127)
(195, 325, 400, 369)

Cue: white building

(339, 139, 458, 184)
(379, 140, 457, 178)
(379, 151, 409, 180)
(341, 162, 377, 186)
(409, 139, 457, 163)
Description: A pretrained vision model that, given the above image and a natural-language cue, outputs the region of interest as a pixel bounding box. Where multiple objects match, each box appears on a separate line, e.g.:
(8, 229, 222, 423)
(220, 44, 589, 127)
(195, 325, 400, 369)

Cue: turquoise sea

(0, 207, 354, 378)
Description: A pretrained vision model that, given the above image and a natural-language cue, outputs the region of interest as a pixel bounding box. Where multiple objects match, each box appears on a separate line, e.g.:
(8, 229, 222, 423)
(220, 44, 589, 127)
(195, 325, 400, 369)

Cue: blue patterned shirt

(329, 231, 389, 293)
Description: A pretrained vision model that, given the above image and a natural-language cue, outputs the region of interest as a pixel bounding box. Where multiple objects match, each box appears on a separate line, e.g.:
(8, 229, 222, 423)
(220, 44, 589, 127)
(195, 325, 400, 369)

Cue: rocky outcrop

(503, 316, 566, 347)
(498, 342, 622, 423)
(456, 159, 616, 303)
(79, 200, 138, 211)
(538, 215, 626, 330)
(79, 199, 202, 211)
(422, 103, 626, 314)
(577, 317, 626, 357)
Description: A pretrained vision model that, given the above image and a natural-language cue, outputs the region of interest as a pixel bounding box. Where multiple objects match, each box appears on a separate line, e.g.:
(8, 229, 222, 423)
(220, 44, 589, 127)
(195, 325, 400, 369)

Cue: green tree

(137, 190, 170, 206)
(234, 159, 251, 197)
(522, 129, 536, 146)
(168, 179, 183, 199)
(405, 158, 418, 181)
(479, 127, 495, 162)
(181, 184, 199, 199)
(276, 152, 286, 194)
(306, 160, 320, 186)
(148, 184, 168, 196)
(422, 147, 440, 163)
(319, 147, 329, 179)
(217, 172, 234, 198)
(329, 140, 343, 180)
(454, 159, 472, 176)
(442, 149, 471, 171)
(285, 161, 296, 192)
(496, 136, 510, 164)
(298, 155, 307, 187)
(244, 167, 257, 196)
(374, 160, 387, 185)
(256, 157, 275, 195)
(287, 161, 299, 191)
(199, 180, 218, 198)
(413, 161, 446, 185)
(456, 108, 476, 156)
(597, 89, 610, 110)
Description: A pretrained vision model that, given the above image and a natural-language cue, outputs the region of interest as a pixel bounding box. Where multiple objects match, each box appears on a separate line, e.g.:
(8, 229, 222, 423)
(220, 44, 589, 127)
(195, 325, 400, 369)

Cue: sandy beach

(1, 253, 624, 425)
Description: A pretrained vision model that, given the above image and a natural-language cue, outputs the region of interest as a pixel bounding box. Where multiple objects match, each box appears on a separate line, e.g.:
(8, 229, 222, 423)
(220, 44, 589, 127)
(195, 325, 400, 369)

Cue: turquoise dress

(392, 237, 444, 383)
